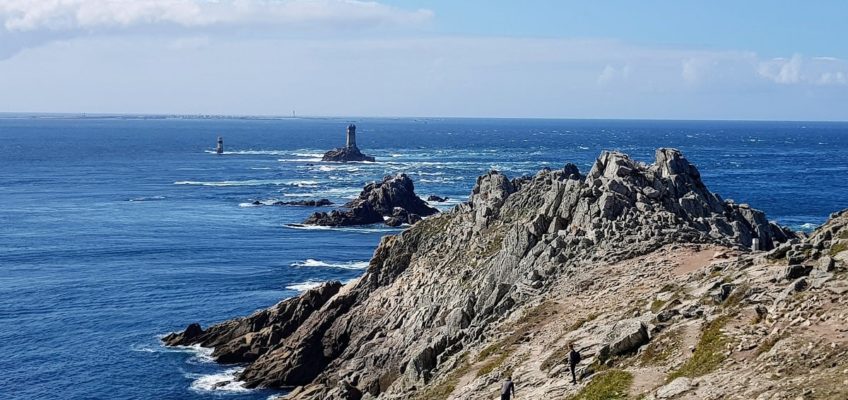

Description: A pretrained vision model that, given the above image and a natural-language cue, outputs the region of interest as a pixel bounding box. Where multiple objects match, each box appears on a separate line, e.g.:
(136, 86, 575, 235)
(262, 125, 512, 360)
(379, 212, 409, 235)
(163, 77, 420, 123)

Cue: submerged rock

(303, 174, 437, 227)
(252, 199, 333, 207)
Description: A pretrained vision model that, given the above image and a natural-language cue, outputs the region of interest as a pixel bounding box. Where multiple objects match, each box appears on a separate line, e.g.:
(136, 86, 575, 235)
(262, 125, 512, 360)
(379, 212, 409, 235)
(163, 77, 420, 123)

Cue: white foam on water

(284, 224, 401, 233)
(131, 342, 215, 364)
(277, 157, 323, 162)
(318, 165, 361, 173)
(175, 179, 318, 187)
(205, 149, 290, 156)
(283, 224, 332, 230)
(250, 167, 273, 170)
(291, 259, 369, 270)
(285, 280, 326, 292)
(292, 152, 324, 158)
(128, 195, 166, 202)
(188, 367, 251, 394)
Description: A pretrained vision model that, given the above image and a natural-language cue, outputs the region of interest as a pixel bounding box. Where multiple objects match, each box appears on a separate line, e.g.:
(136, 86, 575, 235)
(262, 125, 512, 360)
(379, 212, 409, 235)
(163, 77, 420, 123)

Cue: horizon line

(0, 111, 846, 124)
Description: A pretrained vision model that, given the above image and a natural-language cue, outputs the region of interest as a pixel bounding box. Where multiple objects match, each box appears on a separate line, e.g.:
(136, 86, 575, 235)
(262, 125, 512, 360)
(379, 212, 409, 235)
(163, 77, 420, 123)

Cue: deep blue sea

(1, 116, 847, 399)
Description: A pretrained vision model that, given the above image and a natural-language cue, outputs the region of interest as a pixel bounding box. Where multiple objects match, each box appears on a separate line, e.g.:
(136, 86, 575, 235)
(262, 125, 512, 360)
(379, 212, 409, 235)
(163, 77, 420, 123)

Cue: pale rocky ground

(164, 149, 847, 400)
(443, 229, 848, 400)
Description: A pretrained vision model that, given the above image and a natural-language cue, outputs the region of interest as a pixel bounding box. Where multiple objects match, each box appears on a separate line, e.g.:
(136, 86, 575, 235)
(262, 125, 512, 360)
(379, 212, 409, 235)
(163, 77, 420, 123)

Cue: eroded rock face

(303, 174, 438, 227)
(164, 149, 797, 399)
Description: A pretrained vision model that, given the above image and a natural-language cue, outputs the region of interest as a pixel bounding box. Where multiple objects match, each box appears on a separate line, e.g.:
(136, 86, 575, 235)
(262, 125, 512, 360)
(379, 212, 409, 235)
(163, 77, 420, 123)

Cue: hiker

(500, 375, 515, 400)
(568, 343, 582, 384)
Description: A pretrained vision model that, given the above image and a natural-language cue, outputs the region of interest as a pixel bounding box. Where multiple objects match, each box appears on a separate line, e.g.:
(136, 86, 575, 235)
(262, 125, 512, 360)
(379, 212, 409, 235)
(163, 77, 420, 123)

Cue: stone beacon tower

(216, 136, 224, 154)
(346, 124, 357, 149)
(321, 123, 374, 162)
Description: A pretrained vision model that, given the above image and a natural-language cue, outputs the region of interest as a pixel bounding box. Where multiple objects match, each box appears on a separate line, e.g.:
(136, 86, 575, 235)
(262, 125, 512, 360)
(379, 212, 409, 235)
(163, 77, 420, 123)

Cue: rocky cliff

(164, 149, 848, 399)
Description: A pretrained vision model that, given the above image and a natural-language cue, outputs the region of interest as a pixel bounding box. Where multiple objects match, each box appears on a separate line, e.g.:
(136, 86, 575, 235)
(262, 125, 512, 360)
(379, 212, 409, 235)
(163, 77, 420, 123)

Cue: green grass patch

(568, 312, 600, 331)
(839, 230, 848, 240)
(413, 353, 468, 400)
(831, 241, 847, 256)
(668, 316, 730, 380)
(567, 369, 633, 400)
(650, 299, 667, 313)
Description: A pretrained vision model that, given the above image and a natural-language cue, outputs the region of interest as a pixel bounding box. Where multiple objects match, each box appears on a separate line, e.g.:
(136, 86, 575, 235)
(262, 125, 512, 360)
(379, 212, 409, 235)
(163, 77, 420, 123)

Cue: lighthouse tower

(345, 124, 357, 149)
(216, 136, 224, 154)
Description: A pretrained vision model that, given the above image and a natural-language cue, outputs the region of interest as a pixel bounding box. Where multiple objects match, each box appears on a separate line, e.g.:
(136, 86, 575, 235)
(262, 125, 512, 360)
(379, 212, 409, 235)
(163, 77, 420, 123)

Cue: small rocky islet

(164, 148, 848, 399)
(302, 173, 438, 227)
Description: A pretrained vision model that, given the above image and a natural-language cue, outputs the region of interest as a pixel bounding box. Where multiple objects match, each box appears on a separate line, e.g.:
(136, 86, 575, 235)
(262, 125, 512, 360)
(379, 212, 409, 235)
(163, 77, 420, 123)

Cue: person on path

(500, 376, 515, 400)
(568, 343, 582, 385)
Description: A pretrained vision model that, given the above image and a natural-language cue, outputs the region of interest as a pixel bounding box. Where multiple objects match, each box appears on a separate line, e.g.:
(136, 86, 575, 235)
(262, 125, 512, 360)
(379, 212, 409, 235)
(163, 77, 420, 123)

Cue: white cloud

(0, 35, 845, 120)
(757, 54, 848, 86)
(597, 63, 630, 85)
(0, 0, 433, 32)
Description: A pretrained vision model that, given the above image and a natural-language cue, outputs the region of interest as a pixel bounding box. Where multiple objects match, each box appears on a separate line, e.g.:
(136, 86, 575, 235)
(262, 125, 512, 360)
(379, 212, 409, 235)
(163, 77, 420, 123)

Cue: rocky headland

(164, 148, 848, 400)
(302, 174, 438, 227)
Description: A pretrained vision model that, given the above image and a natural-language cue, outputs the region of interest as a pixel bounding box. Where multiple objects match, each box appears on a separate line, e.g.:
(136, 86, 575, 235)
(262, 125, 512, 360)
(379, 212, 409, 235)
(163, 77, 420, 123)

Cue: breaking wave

(174, 179, 318, 187)
(285, 280, 326, 292)
(187, 367, 251, 394)
(291, 259, 369, 270)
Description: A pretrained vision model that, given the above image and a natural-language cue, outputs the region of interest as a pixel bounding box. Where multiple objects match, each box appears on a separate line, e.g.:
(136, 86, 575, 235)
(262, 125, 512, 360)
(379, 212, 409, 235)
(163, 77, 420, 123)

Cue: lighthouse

(346, 124, 357, 149)
(216, 136, 224, 154)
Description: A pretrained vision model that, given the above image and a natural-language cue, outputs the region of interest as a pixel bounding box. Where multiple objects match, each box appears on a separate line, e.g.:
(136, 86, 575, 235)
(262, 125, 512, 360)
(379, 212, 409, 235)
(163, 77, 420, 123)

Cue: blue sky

(385, 1, 848, 59)
(0, 0, 846, 120)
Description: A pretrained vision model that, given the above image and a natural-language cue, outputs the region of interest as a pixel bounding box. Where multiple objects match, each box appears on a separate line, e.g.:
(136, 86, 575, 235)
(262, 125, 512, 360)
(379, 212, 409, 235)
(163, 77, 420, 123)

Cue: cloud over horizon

(0, 1, 845, 120)
(0, 0, 433, 32)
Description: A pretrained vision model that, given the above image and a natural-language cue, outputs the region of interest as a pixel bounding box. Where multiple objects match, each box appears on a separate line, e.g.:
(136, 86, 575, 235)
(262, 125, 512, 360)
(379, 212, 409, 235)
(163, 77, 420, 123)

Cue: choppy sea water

(1, 116, 846, 399)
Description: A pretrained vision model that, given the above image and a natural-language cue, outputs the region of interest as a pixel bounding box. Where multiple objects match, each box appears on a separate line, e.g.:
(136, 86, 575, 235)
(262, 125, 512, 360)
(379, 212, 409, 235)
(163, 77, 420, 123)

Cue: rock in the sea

(321, 124, 375, 162)
(304, 174, 437, 227)
(426, 195, 449, 202)
(252, 199, 333, 207)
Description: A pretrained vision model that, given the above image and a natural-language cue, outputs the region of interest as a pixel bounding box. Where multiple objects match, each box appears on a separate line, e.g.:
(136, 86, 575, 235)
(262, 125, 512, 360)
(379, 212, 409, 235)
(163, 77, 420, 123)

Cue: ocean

(1, 116, 847, 399)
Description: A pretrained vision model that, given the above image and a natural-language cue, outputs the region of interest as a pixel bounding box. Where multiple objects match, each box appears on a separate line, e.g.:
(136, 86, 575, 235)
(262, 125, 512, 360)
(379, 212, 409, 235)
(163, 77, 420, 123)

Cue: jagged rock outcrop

(303, 174, 438, 227)
(164, 149, 801, 399)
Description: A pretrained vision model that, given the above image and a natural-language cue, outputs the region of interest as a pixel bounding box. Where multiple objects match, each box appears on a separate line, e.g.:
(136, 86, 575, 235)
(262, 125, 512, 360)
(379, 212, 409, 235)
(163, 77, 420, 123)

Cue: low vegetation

(668, 315, 730, 380)
(413, 354, 469, 400)
(567, 369, 633, 400)
(831, 241, 847, 256)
